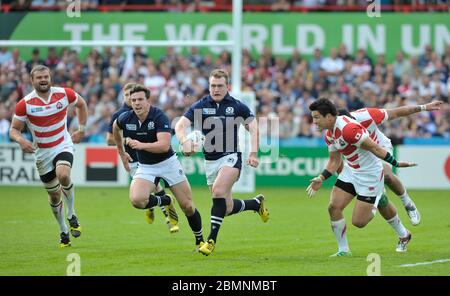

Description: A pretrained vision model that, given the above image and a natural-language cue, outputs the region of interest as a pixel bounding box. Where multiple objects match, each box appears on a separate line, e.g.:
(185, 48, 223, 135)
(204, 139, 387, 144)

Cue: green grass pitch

(0, 186, 449, 276)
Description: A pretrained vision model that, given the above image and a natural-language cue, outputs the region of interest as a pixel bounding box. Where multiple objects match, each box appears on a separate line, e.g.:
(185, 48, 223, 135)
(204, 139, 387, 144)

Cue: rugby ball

(180, 130, 205, 153)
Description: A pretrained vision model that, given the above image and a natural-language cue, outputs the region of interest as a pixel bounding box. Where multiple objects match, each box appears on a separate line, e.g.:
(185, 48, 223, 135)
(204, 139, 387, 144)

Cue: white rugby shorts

(204, 153, 241, 186)
(337, 163, 384, 198)
(133, 155, 186, 186)
(35, 145, 74, 176)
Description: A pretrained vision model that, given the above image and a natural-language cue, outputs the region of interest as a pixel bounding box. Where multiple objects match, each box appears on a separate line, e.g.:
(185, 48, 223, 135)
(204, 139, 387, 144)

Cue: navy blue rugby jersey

(183, 93, 255, 160)
(117, 106, 174, 164)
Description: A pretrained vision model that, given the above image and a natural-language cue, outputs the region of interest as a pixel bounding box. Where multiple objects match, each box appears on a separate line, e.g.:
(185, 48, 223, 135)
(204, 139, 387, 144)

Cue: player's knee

(211, 186, 227, 198)
(48, 192, 61, 204)
(384, 173, 393, 186)
(352, 219, 368, 228)
(129, 195, 146, 209)
(182, 204, 195, 216)
(178, 199, 194, 215)
(56, 173, 71, 187)
(328, 203, 342, 216)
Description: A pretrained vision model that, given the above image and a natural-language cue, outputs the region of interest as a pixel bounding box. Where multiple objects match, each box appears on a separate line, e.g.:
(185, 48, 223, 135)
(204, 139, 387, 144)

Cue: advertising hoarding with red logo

(397, 146, 450, 189)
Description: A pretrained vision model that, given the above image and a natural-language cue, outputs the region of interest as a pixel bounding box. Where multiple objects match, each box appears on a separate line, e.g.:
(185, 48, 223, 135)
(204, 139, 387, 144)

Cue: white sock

(331, 218, 350, 252)
(50, 199, 68, 234)
(386, 214, 408, 238)
(398, 190, 412, 207)
(62, 183, 76, 219)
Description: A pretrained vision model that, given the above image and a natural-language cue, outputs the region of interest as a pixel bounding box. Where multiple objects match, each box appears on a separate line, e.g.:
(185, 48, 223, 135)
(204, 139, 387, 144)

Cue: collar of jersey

(206, 92, 232, 104)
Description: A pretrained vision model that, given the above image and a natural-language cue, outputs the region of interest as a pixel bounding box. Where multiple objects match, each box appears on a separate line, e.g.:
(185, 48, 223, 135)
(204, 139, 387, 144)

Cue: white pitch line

(399, 259, 450, 267)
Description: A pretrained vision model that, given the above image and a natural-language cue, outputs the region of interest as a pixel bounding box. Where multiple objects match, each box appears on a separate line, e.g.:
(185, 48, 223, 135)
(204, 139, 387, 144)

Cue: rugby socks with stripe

(155, 189, 169, 217)
(228, 198, 260, 215)
(331, 218, 350, 252)
(146, 194, 171, 208)
(398, 190, 412, 207)
(62, 182, 76, 219)
(50, 199, 69, 234)
(386, 214, 408, 238)
(186, 208, 204, 245)
(208, 198, 227, 243)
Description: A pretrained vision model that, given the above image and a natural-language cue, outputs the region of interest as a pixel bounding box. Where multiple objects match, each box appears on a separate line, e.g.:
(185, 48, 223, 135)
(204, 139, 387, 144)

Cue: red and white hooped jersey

(350, 108, 391, 148)
(13, 87, 78, 159)
(325, 115, 382, 174)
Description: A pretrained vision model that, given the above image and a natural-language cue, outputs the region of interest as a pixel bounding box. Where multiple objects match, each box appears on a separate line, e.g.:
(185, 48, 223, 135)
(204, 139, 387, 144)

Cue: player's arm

(244, 118, 259, 168)
(71, 94, 88, 144)
(106, 132, 115, 146)
(175, 116, 195, 156)
(107, 124, 121, 146)
(112, 120, 131, 172)
(385, 101, 443, 120)
(9, 118, 35, 153)
(360, 137, 417, 168)
(127, 132, 171, 153)
(175, 116, 192, 145)
(106, 112, 119, 146)
(306, 151, 340, 197)
(322, 151, 342, 176)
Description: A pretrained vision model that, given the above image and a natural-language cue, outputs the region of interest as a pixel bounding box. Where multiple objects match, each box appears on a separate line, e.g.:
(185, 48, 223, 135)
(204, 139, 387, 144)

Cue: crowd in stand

(0, 43, 449, 144)
(2, 1, 448, 12)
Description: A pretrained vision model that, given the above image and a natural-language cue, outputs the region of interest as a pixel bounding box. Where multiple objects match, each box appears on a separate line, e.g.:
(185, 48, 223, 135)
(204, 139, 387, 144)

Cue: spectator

(0, 103, 10, 143)
(31, 0, 56, 9)
(418, 44, 433, 69)
(271, 0, 290, 11)
(393, 51, 412, 79)
(320, 47, 344, 84)
(44, 47, 60, 69)
(338, 43, 353, 62)
(0, 48, 12, 66)
(26, 48, 45, 73)
(309, 48, 323, 81)
(9, 0, 31, 11)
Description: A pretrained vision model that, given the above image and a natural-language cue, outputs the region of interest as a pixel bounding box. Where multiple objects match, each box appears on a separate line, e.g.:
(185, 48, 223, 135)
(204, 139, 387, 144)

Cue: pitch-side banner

(1, 12, 449, 62)
(0, 144, 129, 186)
(397, 146, 450, 189)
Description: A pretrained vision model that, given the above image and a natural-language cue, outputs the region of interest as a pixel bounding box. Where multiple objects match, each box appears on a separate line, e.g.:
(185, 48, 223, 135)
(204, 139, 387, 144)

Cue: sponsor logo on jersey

(30, 107, 44, 113)
(126, 124, 137, 131)
(202, 108, 216, 115)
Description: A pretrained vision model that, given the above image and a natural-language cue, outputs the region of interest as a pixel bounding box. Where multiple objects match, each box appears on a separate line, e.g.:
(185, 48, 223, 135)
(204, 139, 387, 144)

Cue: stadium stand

(0, 1, 449, 144)
(1, 1, 450, 12)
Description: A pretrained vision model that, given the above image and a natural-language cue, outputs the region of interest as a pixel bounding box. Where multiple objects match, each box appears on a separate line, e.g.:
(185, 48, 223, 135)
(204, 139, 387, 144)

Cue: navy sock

(187, 209, 203, 245)
(228, 198, 260, 215)
(208, 198, 226, 243)
(146, 194, 170, 208)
